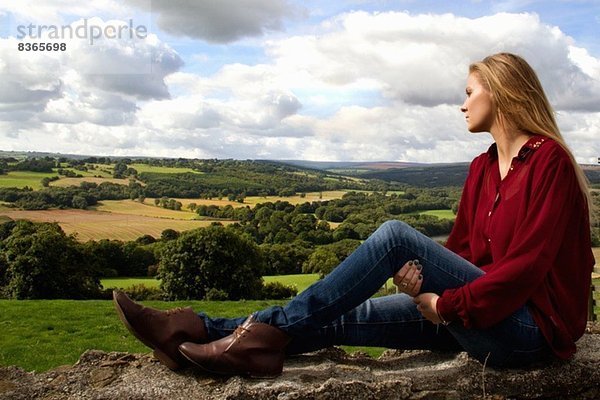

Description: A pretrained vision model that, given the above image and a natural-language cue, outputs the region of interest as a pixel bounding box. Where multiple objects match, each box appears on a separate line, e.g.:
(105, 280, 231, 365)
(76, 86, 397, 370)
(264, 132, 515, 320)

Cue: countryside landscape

(1, 151, 599, 372)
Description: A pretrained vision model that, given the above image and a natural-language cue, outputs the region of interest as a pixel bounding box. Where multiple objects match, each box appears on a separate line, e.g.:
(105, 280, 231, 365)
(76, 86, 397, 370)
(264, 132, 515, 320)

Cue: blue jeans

(199, 220, 552, 368)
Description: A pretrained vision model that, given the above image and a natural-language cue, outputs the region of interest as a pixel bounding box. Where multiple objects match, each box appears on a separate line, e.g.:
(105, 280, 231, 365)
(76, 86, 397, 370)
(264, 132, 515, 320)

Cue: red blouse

(437, 135, 595, 359)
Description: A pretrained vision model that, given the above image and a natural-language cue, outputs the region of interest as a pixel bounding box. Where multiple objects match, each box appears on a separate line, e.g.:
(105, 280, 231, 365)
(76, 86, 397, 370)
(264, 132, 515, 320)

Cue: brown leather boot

(113, 290, 207, 370)
(178, 315, 290, 378)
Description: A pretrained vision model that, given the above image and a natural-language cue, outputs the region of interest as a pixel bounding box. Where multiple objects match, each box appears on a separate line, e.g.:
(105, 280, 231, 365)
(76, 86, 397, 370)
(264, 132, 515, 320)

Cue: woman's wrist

(435, 297, 450, 326)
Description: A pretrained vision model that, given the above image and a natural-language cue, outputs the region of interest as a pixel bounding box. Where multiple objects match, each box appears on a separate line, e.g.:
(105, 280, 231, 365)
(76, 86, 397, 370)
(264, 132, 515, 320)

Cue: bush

(123, 284, 164, 301)
(147, 264, 159, 277)
(260, 281, 297, 299)
(158, 225, 265, 300)
(0, 220, 101, 299)
(205, 288, 229, 301)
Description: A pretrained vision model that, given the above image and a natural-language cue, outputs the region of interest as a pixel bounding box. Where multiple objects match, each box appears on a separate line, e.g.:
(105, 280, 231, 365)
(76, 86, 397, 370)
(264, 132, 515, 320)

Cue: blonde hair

(469, 52, 592, 216)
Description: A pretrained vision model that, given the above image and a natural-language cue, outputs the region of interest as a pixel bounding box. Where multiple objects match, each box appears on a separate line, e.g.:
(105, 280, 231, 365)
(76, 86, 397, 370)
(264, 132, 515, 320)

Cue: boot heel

(247, 352, 285, 378)
(153, 349, 181, 370)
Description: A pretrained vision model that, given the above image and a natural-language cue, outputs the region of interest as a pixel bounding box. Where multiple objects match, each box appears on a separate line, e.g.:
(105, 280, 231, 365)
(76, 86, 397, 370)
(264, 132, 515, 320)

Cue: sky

(0, 0, 599, 163)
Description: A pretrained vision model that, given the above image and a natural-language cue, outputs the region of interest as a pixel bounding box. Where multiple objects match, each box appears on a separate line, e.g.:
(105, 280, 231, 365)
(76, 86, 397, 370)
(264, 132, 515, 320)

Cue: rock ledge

(1, 328, 599, 400)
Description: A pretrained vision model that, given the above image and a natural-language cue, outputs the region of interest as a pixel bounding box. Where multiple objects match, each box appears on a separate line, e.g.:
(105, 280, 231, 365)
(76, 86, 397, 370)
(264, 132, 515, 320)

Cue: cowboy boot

(113, 290, 207, 370)
(178, 315, 291, 378)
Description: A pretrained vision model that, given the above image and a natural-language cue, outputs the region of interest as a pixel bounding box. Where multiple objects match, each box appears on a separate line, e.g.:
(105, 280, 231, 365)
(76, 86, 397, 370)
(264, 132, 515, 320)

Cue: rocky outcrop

(1, 326, 599, 400)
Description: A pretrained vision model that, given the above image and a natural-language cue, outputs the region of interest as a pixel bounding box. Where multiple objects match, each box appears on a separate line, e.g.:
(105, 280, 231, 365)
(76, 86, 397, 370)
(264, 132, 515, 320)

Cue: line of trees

(0, 181, 142, 210)
(0, 220, 298, 301)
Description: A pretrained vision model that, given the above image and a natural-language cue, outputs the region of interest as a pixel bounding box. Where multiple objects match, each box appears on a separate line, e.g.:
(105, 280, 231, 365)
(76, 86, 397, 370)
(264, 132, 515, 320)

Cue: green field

(49, 176, 132, 188)
(0, 171, 58, 189)
(0, 298, 390, 372)
(0, 299, 284, 372)
(101, 274, 321, 293)
(418, 209, 456, 220)
(129, 163, 202, 174)
(243, 191, 348, 206)
(101, 277, 161, 289)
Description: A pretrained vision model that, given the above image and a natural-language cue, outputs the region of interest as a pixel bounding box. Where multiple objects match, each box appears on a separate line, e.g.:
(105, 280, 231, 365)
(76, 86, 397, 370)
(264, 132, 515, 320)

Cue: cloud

(1, 9, 599, 164)
(267, 11, 600, 112)
(0, 1, 135, 24)
(0, 37, 64, 120)
(0, 17, 182, 126)
(124, 0, 300, 43)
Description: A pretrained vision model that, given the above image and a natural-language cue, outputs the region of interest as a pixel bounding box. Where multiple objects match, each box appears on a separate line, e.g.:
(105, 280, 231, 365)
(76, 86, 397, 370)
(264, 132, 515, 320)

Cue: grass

(263, 274, 320, 292)
(101, 277, 161, 289)
(102, 274, 322, 294)
(243, 191, 348, 206)
(418, 209, 456, 220)
(0, 299, 284, 372)
(0, 297, 389, 373)
(0, 171, 58, 189)
(49, 177, 132, 188)
(129, 163, 202, 174)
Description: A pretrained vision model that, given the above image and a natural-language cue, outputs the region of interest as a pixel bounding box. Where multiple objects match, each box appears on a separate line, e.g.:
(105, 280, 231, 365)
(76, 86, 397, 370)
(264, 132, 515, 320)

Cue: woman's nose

(460, 103, 467, 113)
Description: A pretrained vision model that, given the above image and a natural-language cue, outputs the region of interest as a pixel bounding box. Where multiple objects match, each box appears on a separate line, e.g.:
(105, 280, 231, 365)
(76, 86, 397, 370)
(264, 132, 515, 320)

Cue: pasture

(0, 190, 349, 242)
(49, 177, 132, 187)
(418, 209, 456, 220)
(243, 190, 348, 206)
(0, 171, 58, 189)
(101, 274, 322, 294)
(129, 163, 202, 174)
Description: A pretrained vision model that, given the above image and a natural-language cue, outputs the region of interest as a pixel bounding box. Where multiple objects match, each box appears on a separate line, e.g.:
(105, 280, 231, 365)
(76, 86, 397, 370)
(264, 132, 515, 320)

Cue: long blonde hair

(469, 52, 592, 215)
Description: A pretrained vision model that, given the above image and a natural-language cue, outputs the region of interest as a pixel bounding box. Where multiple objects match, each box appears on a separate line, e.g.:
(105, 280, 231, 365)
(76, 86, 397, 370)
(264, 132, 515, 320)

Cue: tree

(0, 221, 101, 299)
(160, 228, 180, 241)
(122, 242, 156, 276)
(302, 247, 340, 278)
(84, 239, 126, 277)
(113, 161, 128, 178)
(157, 225, 265, 300)
(302, 239, 361, 277)
(71, 195, 88, 209)
(261, 242, 312, 275)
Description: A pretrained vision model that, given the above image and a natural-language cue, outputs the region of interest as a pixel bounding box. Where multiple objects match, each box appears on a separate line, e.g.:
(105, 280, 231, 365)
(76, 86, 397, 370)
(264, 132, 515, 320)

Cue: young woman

(114, 53, 595, 377)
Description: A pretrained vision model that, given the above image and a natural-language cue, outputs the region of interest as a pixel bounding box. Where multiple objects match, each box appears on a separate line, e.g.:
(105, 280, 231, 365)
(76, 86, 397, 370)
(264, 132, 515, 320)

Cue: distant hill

(360, 163, 471, 187)
(277, 160, 424, 171)
(278, 161, 600, 187)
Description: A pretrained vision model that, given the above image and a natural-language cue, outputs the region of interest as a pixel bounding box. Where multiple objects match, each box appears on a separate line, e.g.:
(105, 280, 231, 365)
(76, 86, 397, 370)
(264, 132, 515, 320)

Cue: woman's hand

(413, 293, 443, 324)
(393, 259, 422, 297)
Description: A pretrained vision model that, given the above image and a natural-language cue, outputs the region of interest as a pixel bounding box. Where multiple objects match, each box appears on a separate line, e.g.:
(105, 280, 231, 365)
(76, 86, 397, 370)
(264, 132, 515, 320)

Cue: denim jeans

(199, 220, 552, 368)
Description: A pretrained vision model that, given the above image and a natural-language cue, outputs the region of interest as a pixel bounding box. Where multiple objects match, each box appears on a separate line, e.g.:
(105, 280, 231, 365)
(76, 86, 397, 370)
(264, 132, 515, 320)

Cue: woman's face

(461, 73, 495, 133)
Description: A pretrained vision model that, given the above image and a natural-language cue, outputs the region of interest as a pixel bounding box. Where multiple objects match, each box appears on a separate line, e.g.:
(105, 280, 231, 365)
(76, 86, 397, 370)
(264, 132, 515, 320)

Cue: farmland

(0, 208, 227, 241)
(0, 191, 350, 242)
(95, 199, 200, 219)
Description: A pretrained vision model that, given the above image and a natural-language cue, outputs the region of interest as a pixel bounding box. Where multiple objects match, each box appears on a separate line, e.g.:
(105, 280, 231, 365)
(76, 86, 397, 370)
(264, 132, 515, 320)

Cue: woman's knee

(378, 220, 412, 238)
